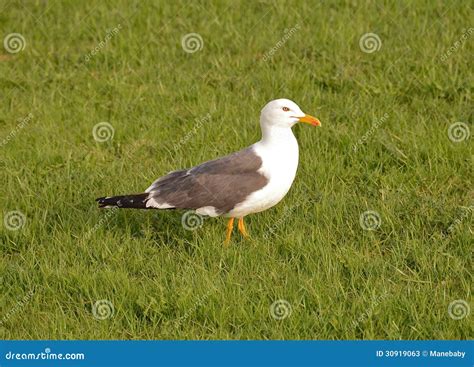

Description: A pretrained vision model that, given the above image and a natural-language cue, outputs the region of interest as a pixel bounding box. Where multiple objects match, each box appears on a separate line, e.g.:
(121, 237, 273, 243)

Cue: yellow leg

(238, 217, 249, 237)
(225, 218, 235, 245)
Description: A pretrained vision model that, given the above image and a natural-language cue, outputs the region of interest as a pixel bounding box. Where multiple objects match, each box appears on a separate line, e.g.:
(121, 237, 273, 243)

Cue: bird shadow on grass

(104, 209, 209, 251)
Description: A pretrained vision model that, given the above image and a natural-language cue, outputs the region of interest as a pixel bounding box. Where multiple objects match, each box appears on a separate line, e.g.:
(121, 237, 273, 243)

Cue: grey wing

(144, 147, 268, 215)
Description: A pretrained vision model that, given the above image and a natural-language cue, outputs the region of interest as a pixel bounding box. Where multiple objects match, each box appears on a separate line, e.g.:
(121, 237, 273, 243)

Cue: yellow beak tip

(298, 114, 321, 127)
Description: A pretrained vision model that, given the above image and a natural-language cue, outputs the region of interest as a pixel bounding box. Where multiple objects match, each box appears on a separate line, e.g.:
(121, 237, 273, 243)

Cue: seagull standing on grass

(97, 99, 321, 244)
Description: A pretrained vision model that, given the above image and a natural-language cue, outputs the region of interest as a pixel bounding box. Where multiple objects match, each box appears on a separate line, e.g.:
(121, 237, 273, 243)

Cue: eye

(282, 107, 290, 112)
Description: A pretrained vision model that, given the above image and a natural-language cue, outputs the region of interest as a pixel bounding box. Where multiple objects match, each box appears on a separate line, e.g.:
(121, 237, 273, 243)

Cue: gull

(96, 99, 321, 243)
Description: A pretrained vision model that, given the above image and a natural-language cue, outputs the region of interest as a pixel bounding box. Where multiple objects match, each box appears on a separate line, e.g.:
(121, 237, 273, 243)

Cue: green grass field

(1, 0, 472, 340)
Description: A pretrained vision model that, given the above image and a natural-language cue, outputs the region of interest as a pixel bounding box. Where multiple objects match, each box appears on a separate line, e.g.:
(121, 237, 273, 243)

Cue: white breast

(227, 128, 299, 218)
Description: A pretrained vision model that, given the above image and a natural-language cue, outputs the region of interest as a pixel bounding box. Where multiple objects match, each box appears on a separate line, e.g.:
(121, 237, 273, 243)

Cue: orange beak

(298, 114, 321, 127)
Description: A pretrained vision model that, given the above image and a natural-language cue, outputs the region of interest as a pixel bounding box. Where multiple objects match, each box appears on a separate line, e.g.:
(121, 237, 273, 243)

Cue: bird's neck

(259, 125, 297, 147)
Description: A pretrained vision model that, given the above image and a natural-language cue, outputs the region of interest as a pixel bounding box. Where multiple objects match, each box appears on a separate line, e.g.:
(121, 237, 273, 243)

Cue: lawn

(0, 0, 472, 340)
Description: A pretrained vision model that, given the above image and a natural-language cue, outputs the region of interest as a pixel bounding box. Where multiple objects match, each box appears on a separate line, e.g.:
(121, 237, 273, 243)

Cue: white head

(260, 98, 321, 129)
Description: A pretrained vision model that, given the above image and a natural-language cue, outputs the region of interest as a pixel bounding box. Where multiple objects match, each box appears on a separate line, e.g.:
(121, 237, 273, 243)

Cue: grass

(0, 0, 472, 340)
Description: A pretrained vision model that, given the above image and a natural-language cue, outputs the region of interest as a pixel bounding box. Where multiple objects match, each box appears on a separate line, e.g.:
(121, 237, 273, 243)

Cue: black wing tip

(95, 194, 149, 209)
(96, 197, 108, 208)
